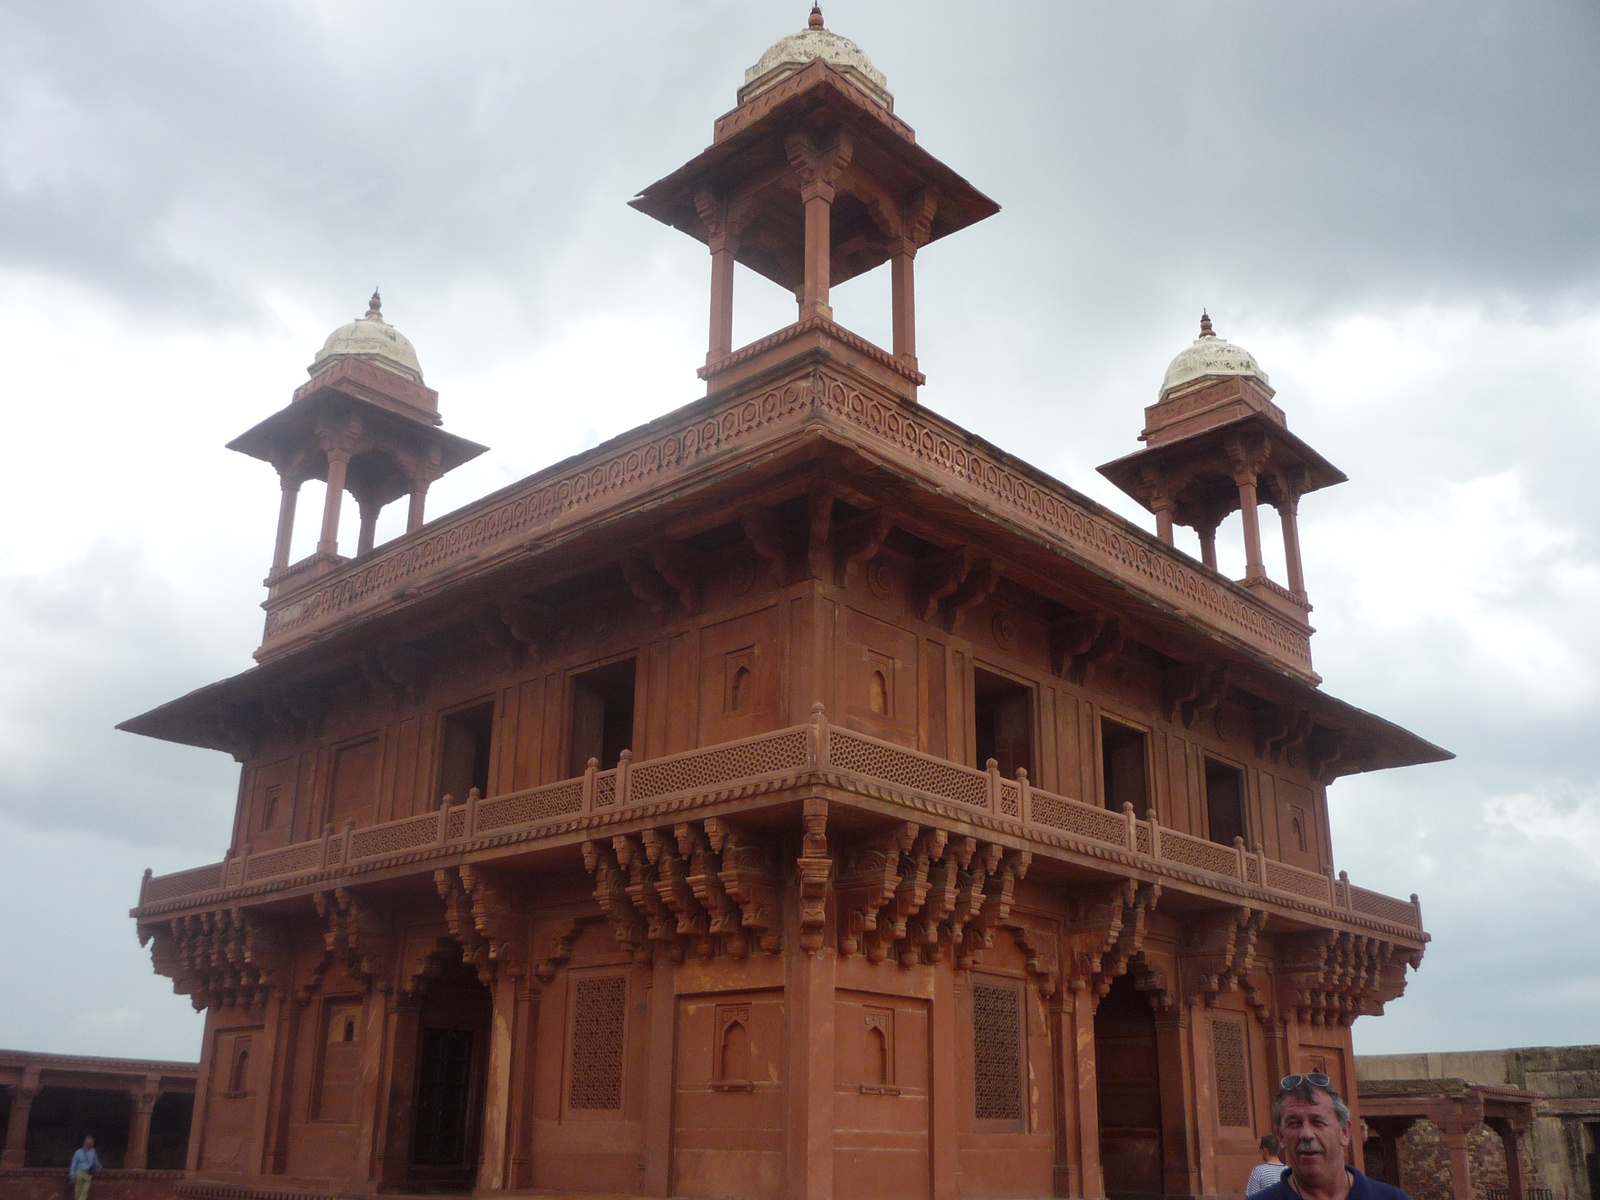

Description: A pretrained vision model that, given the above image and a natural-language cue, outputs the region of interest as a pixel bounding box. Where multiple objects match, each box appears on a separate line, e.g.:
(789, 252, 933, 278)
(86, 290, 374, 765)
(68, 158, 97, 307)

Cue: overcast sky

(2, 0, 1597, 1063)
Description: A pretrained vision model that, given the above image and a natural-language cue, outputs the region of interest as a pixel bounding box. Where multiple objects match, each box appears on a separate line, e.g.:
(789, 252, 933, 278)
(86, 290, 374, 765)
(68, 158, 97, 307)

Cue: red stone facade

(124, 14, 1445, 1200)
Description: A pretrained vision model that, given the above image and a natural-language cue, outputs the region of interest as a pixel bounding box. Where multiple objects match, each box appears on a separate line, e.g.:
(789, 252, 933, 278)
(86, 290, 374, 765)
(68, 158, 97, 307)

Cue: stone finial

(1199, 309, 1215, 338)
(366, 289, 383, 321)
(809, 3, 824, 30)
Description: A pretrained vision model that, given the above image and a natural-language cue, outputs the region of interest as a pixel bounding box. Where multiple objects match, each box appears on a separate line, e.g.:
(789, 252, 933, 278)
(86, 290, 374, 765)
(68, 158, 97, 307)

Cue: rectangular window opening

(439, 701, 494, 805)
(1205, 758, 1247, 848)
(1100, 718, 1149, 813)
(570, 658, 637, 775)
(974, 668, 1032, 779)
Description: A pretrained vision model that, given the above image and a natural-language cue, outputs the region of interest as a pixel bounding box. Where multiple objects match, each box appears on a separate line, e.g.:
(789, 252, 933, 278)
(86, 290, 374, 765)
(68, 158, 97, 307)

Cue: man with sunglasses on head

(1253, 1073, 1409, 1200)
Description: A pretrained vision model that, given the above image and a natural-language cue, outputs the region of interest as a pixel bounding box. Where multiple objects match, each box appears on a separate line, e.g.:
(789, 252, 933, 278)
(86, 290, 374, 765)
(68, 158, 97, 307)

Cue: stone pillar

(891, 247, 917, 366)
(356, 500, 379, 557)
(1442, 1120, 1475, 1200)
(1153, 1005, 1200, 1199)
(376, 995, 421, 1191)
(1188, 1004, 1219, 1198)
(1153, 497, 1175, 545)
(1051, 984, 1103, 1198)
(1196, 516, 1222, 572)
(1, 1072, 38, 1166)
(800, 183, 833, 322)
(709, 236, 736, 363)
(1278, 497, 1305, 596)
(272, 477, 301, 571)
(641, 952, 676, 1196)
(477, 969, 522, 1191)
(126, 1079, 160, 1170)
(261, 988, 300, 1176)
(1495, 1120, 1530, 1200)
(406, 482, 428, 533)
(785, 941, 837, 1200)
(1234, 469, 1266, 581)
(318, 448, 351, 557)
(785, 131, 851, 324)
(930, 957, 961, 1200)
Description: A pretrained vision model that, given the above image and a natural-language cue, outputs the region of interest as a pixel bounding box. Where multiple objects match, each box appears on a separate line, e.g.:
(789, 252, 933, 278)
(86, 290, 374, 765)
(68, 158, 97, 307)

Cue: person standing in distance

(1251, 1073, 1409, 1200)
(68, 1135, 101, 1200)
(1246, 1132, 1287, 1195)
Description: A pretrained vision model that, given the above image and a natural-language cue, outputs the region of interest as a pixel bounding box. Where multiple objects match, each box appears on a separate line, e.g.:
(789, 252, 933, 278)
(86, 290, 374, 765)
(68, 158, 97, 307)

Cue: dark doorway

(24, 1087, 132, 1167)
(409, 950, 492, 1192)
(1101, 719, 1149, 813)
(1095, 974, 1163, 1200)
(1584, 1122, 1600, 1200)
(438, 701, 494, 805)
(147, 1092, 194, 1170)
(974, 669, 1033, 779)
(1204, 758, 1247, 847)
(569, 658, 637, 774)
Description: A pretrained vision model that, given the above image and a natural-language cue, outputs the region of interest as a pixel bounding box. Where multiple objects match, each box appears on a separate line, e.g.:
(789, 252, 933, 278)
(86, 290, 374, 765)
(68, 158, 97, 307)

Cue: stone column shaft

(1279, 498, 1306, 597)
(356, 502, 379, 557)
(1236, 473, 1266, 580)
(1, 1081, 36, 1166)
(272, 478, 300, 571)
(709, 242, 736, 362)
(891, 249, 917, 365)
(800, 187, 833, 322)
(126, 1082, 159, 1170)
(406, 483, 428, 534)
(318, 450, 351, 557)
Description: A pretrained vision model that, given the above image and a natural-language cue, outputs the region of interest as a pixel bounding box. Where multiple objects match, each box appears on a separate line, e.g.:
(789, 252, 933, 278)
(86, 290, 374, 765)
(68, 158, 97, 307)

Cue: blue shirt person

(1253, 1074, 1410, 1200)
(69, 1136, 101, 1200)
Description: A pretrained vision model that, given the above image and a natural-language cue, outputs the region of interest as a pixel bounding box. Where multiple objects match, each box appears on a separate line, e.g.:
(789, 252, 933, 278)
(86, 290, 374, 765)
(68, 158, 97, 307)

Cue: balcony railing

(137, 714, 1421, 935)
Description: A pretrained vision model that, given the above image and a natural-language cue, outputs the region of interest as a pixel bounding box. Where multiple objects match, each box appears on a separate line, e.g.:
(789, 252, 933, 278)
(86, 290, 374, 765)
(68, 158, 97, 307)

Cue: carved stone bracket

(835, 822, 920, 961)
(582, 839, 653, 964)
(141, 907, 290, 1012)
(313, 887, 398, 993)
(1164, 662, 1228, 728)
(807, 483, 837, 581)
(1051, 611, 1125, 685)
(1062, 880, 1162, 1004)
(910, 547, 997, 632)
(581, 818, 787, 963)
(960, 848, 1031, 970)
(1306, 727, 1350, 783)
(1178, 906, 1268, 1007)
(621, 541, 708, 620)
(435, 865, 531, 985)
(1254, 704, 1313, 763)
(796, 798, 831, 953)
(1273, 930, 1417, 1026)
(834, 507, 894, 587)
(362, 643, 428, 707)
(741, 505, 794, 585)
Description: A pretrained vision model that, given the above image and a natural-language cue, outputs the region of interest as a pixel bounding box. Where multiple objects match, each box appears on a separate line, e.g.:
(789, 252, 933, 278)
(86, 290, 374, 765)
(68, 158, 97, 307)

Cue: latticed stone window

(1212, 1017, 1251, 1127)
(568, 974, 627, 1111)
(972, 982, 1023, 1122)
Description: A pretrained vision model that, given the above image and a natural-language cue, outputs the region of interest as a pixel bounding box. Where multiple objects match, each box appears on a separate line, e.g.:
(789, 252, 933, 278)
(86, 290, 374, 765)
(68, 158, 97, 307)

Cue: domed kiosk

(310, 289, 428, 387)
(226, 291, 485, 589)
(1098, 313, 1345, 607)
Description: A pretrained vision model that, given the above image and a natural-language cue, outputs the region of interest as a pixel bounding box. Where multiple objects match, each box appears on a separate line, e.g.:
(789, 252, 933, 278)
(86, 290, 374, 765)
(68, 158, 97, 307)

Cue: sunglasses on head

(1279, 1073, 1332, 1091)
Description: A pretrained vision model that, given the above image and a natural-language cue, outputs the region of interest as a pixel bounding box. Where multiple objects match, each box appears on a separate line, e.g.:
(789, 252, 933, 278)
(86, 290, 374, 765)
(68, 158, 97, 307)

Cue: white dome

(309, 291, 424, 384)
(1159, 314, 1270, 400)
(740, 7, 892, 111)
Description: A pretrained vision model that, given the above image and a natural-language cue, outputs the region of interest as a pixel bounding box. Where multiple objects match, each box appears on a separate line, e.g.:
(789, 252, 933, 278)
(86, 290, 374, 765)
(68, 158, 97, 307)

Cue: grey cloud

(0, 544, 244, 853)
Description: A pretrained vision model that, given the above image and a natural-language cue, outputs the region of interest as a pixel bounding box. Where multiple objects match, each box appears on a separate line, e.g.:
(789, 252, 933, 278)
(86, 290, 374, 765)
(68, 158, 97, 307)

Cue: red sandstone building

(125, 11, 1448, 1199)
